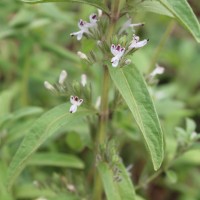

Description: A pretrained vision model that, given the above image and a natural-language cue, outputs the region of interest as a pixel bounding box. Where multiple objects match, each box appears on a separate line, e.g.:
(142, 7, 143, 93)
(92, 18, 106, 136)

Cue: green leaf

(139, 0, 174, 17)
(98, 162, 136, 200)
(21, 0, 109, 13)
(158, 0, 200, 43)
(41, 42, 78, 63)
(28, 153, 84, 169)
(7, 103, 95, 190)
(116, 162, 136, 200)
(98, 162, 121, 200)
(109, 64, 164, 170)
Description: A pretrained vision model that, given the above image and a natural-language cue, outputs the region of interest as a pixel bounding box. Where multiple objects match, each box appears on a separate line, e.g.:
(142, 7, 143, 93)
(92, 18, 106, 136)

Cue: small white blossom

(126, 164, 133, 177)
(69, 96, 83, 113)
(110, 44, 125, 67)
(95, 96, 101, 109)
(125, 59, 131, 65)
(150, 64, 165, 77)
(191, 131, 197, 140)
(77, 51, 88, 60)
(59, 70, 67, 85)
(70, 13, 98, 40)
(35, 197, 48, 200)
(128, 34, 149, 51)
(119, 18, 144, 35)
(67, 184, 76, 192)
(97, 40, 102, 46)
(44, 81, 55, 91)
(97, 9, 102, 17)
(81, 74, 87, 87)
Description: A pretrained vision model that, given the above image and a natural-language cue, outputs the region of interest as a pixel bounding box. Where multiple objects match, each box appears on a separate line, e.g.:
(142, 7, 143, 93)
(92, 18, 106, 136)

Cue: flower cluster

(44, 13, 151, 113)
(44, 70, 86, 113)
(70, 13, 98, 40)
(110, 34, 149, 67)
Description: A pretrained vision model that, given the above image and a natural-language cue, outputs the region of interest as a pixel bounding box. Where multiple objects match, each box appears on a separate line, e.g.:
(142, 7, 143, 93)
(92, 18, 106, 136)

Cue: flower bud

(44, 81, 55, 91)
(81, 74, 87, 87)
(59, 70, 67, 85)
(77, 51, 88, 60)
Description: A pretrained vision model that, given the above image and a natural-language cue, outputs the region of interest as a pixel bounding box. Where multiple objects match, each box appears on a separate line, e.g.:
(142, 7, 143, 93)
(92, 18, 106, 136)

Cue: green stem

(93, 1, 121, 198)
(98, 65, 110, 143)
(148, 20, 175, 72)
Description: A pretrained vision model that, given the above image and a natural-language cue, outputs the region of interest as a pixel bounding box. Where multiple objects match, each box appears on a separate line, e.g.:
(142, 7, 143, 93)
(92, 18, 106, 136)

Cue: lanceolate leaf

(98, 161, 136, 200)
(20, 0, 109, 14)
(109, 65, 164, 170)
(158, 0, 200, 43)
(7, 103, 95, 189)
(28, 153, 85, 169)
(98, 162, 121, 200)
(116, 162, 136, 199)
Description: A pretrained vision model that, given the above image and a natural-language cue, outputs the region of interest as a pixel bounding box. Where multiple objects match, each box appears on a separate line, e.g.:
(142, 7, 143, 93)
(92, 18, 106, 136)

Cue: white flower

(59, 70, 67, 85)
(69, 96, 83, 113)
(67, 184, 76, 192)
(97, 9, 102, 17)
(110, 44, 125, 67)
(70, 13, 98, 40)
(190, 131, 197, 140)
(95, 96, 101, 109)
(125, 59, 131, 65)
(77, 51, 88, 60)
(128, 34, 149, 51)
(88, 13, 98, 27)
(119, 18, 144, 35)
(81, 74, 87, 87)
(44, 81, 55, 91)
(35, 197, 48, 200)
(150, 64, 165, 77)
(70, 19, 89, 40)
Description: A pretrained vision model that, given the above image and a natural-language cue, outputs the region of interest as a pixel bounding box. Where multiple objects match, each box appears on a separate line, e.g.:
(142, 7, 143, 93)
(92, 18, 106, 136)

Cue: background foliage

(1, 0, 200, 199)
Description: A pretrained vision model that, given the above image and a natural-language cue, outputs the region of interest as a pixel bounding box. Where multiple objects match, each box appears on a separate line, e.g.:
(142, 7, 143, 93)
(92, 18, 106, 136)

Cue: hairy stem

(93, 1, 121, 199)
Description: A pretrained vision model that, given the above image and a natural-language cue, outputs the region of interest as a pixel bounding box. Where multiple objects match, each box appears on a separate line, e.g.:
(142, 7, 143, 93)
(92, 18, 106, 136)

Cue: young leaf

(20, 0, 109, 14)
(28, 153, 84, 169)
(109, 64, 164, 170)
(7, 103, 95, 190)
(98, 162, 121, 200)
(116, 162, 136, 200)
(158, 0, 200, 43)
(98, 161, 136, 200)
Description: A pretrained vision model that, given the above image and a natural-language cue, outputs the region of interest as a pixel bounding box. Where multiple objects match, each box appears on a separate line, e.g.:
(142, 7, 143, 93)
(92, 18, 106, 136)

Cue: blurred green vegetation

(0, 0, 200, 200)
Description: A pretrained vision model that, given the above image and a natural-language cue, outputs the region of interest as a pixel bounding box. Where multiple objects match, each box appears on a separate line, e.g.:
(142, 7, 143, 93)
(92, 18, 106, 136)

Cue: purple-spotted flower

(119, 19, 144, 35)
(128, 34, 149, 51)
(69, 96, 83, 113)
(111, 44, 126, 67)
(70, 13, 98, 40)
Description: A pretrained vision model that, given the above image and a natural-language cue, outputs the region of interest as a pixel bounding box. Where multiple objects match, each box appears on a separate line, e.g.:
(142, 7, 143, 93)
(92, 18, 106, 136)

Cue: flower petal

(111, 57, 119, 67)
(89, 13, 98, 23)
(69, 104, 77, 113)
(77, 99, 83, 106)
